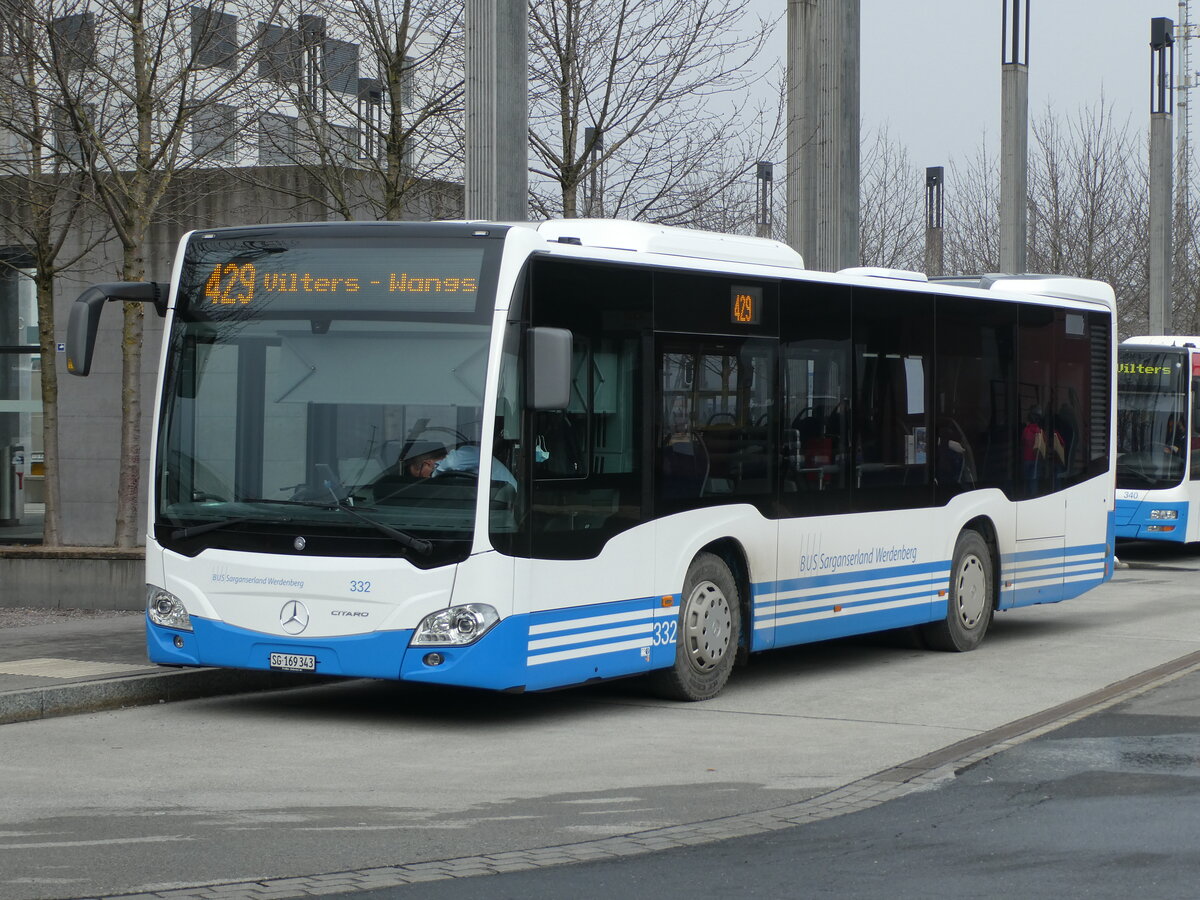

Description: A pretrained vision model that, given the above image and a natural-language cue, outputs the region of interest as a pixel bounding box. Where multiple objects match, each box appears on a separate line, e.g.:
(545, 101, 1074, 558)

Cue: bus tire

(922, 529, 993, 652)
(649, 552, 741, 701)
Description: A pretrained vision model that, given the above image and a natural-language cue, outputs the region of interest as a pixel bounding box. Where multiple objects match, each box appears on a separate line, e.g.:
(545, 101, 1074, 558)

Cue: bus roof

(1122, 335, 1200, 348)
(930, 273, 1116, 306)
(529, 218, 806, 271)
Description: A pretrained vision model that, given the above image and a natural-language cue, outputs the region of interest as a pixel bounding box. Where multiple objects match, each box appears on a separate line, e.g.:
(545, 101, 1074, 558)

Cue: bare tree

(943, 139, 1001, 277)
(526, 0, 779, 224)
(248, 0, 465, 221)
(1026, 102, 1147, 334)
(28, 0, 283, 545)
(941, 104, 1150, 337)
(858, 124, 923, 270)
(1170, 140, 1200, 335)
(0, 3, 112, 544)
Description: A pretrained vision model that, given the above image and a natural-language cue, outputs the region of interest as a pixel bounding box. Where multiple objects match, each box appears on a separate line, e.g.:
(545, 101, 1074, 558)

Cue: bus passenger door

(1012, 307, 1066, 605)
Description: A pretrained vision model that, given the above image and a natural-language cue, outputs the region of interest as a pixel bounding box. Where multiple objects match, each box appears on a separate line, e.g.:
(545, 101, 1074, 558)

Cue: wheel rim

(683, 580, 733, 671)
(954, 553, 988, 629)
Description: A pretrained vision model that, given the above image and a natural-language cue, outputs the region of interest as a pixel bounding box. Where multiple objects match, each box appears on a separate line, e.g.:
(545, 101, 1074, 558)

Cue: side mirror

(528, 326, 572, 410)
(66, 282, 168, 376)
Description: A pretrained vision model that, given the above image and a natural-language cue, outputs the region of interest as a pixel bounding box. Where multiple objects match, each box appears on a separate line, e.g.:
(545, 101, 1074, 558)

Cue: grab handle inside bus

(66, 282, 169, 376)
(528, 326, 573, 410)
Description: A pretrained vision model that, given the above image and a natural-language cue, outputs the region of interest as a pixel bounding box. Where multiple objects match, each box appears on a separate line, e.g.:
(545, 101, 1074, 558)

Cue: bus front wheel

(650, 552, 741, 701)
(922, 530, 994, 652)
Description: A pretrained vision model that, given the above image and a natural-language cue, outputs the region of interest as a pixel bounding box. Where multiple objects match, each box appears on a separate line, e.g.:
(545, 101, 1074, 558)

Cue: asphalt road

(1, 539, 1198, 900)
(360, 659, 1200, 899)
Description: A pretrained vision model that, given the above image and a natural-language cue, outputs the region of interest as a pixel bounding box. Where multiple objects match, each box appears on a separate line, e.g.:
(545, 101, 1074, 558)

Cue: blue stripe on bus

(1001, 542, 1108, 563)
(760, 559, 952, 597)
(521, 595, 674, 690)
(749, 560, 950, 651)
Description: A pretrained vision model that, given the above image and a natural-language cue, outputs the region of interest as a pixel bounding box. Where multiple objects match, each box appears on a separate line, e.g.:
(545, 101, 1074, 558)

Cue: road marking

(0, 835, 192, 850)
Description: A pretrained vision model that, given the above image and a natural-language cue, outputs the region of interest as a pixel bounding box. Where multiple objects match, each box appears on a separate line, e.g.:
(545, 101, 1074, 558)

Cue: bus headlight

(1149, 509, 1178, 520)
(412, 604, 499, 646)
(146, 586, 192, 631)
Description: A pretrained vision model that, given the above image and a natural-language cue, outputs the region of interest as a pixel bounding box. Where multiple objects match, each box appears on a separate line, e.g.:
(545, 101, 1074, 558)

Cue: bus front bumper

(146, 613, 529, 691)
(1114, 499, 1189, 541)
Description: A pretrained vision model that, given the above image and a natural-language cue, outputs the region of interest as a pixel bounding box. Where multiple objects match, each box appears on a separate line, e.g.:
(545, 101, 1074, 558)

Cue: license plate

(269, 653, 316, 672)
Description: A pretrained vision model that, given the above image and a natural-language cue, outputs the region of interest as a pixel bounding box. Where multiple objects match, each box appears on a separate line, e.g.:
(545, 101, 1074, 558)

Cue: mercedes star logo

(293, 536, 307, 551)
(280, 600, 310, 635)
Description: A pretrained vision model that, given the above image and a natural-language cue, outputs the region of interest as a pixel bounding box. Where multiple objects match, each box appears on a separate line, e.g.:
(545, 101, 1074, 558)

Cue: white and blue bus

(67, 221, 1117, 700)
(1116, 336, 1200, 543)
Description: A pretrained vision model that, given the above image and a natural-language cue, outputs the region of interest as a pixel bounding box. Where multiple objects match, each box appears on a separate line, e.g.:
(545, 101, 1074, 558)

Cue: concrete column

(1149, 18, 1175, 334)
(464, 0, 528, 221)
(786, 0, 860, 272)
(999, 1, 1029, 275)
(1150, 112, 1174, 333)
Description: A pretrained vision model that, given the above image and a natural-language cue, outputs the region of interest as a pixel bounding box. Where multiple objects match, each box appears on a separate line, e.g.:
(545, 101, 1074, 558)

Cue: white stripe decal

(1007, 554, 1105, 572)
(528, 607, 652, 636)
(528, 637, 653, 666)
(771, 582, 935, 616)
(770, 594, 934, 628)
(528, 623, 652, 652)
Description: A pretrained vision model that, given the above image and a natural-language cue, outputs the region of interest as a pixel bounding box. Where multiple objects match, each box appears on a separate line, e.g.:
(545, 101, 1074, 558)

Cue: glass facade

(0, 267, 42, 541)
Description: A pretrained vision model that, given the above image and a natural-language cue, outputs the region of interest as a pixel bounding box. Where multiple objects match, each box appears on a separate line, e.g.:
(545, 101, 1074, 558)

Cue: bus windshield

(1116, 347, 1188, 490)
(155, 229, 508, 562)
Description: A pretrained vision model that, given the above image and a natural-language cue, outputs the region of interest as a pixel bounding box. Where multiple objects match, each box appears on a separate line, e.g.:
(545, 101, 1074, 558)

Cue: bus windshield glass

(155, 230, 508, 561)
(1116, 347, 1188, 490)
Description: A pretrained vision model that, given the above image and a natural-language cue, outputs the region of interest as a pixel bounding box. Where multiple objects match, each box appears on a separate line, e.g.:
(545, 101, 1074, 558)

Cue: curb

(0, 667, 340, 726)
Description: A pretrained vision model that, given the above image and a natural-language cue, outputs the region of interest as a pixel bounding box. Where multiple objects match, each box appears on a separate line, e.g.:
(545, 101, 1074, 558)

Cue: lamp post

(756, 161, 774, 238)
(925, 166, 944, 277)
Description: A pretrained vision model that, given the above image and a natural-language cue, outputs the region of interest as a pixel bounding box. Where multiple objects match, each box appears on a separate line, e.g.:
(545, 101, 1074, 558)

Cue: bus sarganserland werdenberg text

(1115, 336, 1200, 543)
(67, 220, 1117, 700)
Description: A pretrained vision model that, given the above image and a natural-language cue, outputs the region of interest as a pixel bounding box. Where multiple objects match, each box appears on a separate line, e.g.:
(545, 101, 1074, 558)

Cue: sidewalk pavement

(0, 609, 324, 726)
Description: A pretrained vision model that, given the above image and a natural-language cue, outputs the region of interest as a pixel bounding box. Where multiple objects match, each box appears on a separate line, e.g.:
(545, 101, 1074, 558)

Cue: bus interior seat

(662, 434, 709, 497)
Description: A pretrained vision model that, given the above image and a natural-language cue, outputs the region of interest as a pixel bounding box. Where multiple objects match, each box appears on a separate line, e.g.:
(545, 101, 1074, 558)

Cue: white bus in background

(1116, 336, 1200, 543)
(67, 221, 1117, 700)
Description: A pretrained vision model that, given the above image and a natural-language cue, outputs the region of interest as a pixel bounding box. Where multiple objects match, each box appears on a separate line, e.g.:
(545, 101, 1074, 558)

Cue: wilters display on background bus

(68, 220, 1117, 701)
(1115, 336, 1200, 543)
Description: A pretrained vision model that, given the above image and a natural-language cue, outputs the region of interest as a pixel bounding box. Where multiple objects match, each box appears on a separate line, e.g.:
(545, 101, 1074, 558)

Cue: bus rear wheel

(649, 552, 741, 701)
(922, 529, 994, 652)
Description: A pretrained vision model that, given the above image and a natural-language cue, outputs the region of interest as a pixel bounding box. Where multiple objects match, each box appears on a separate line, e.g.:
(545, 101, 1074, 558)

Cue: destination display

(730, 285, 761, 325)
(1117, 349, 1185, 391)
(180, 243, 488, 317)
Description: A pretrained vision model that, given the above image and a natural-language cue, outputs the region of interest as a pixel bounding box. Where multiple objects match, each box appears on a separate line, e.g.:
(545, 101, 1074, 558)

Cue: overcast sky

(750, 0, 1177, 168)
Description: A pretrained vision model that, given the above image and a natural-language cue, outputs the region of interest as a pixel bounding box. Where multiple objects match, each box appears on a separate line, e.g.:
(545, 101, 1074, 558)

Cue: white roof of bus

(531, 218, 806, 271)
(501, 219, 1115, 309)
(1123, 335, 1200, 348)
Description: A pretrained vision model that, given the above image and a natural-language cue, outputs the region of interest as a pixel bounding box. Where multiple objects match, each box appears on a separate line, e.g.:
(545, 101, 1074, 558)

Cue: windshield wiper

(325, 497, 433, 556)
(249, 492, 434, 556)
(169, 514, 292, 540)
(316, 475, 433, 556)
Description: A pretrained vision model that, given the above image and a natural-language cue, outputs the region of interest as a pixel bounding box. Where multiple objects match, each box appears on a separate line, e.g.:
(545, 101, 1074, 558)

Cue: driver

(401, 441, 448, 479)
